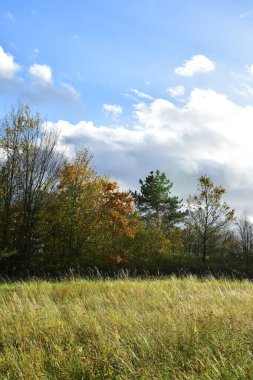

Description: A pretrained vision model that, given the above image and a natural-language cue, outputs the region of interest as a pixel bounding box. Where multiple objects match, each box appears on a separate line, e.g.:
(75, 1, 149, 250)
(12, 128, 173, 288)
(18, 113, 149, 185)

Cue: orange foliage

(97, 178, 137, 238)
(53, 155, 138, 265)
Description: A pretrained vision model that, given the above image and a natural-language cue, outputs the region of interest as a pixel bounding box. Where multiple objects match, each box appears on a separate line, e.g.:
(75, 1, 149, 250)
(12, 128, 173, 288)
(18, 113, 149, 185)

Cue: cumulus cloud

(0, 46, 21, 80)
(175, 55, 215, 77)
(0, 48, 79, 107)
(26, 65, 80, 104)
(47, 88, 253, 214)
(103, 104, 123, 118)
(29, 64, 53, 86)
(167, 85, 185, 98)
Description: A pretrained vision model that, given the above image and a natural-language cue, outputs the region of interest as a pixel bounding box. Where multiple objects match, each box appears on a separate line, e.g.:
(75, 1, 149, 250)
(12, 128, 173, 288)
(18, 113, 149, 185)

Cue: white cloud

(29, 64, 53, 86)
(167, 85, 185, 98)
(0, 49, 79, 105)
(175, 55, 215, 77)
(103, 104, 122, 117)
(48, 88, 253, 214)
(28, 64, 80, 104)
(0, 46, 21, 80)
(0, 57, 80, 107)
(130, 88, 154, 100)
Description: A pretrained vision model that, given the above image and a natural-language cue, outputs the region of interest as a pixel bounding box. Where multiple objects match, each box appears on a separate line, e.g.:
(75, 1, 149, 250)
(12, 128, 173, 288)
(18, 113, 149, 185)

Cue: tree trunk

(202, 237, 207, 262)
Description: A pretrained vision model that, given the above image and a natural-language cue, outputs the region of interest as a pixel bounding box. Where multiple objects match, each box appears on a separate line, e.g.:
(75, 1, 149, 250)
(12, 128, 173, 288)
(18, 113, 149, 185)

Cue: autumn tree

(44, 149, 100, 261)
(186, 175, 235, 262)
(45, 151, 137, 268)
(95, 178, 138, 264)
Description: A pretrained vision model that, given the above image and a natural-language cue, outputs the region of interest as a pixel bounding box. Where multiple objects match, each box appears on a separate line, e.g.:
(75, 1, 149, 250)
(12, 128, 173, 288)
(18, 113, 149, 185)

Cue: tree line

(0, 104, 252, 277)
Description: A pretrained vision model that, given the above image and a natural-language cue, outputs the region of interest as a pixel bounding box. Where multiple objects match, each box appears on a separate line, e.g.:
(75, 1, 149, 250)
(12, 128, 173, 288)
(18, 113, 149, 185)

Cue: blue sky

(2, 0, 253, 214)
(2, 0, 253, 121)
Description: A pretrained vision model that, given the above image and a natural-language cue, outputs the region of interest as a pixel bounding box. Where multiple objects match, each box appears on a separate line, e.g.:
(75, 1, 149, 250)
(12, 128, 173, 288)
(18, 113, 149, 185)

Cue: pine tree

(133, 170, 185, 229)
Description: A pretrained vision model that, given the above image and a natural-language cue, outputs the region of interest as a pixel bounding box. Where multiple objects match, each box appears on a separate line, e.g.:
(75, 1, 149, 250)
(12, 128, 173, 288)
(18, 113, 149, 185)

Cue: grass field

(0, 277, 253, 379)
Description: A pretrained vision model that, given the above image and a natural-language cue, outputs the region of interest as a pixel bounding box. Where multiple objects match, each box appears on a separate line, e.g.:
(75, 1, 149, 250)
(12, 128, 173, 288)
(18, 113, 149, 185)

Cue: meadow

(0, 277, 253, 379)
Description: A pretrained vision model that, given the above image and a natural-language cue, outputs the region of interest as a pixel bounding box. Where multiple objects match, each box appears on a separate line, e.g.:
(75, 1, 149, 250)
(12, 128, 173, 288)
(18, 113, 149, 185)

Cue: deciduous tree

(186, 175, 235, 262)
(236, 212, 253, 262)
(0, 103, 63, 255)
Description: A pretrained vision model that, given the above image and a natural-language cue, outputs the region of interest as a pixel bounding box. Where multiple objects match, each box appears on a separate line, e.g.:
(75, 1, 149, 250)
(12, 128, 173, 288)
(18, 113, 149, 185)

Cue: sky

(1, 0, 253, 216)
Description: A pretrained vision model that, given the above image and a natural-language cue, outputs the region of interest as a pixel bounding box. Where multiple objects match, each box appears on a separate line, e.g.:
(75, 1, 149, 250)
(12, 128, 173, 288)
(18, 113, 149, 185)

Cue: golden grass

(0, 276, 253, 379)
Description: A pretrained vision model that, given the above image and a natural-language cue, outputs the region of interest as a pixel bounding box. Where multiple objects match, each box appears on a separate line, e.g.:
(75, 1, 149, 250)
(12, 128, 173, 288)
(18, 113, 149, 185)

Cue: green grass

(0, 277, 253, 379)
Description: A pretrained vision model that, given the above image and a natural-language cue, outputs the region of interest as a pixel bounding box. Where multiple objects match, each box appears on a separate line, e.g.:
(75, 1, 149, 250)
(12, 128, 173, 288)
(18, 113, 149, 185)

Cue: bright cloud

(48, 88, 253, 213)
(103, 104, 123, 117)
(167, 85, 185, 98)
(0, 46, 21, 80)
(175, 55, 215, 77)
(0, 54, 79, 105)
(28, 64, 80, 104)
(29, 64, 53, 86)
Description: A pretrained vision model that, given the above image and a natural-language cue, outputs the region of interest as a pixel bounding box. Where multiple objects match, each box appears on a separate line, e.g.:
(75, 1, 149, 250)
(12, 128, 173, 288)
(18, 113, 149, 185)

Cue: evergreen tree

(133, 170, 185, 229)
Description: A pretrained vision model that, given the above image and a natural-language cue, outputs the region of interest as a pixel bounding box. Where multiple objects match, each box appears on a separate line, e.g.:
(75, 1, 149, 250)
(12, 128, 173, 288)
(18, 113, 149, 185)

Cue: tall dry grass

(0, 276, 253, 379)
